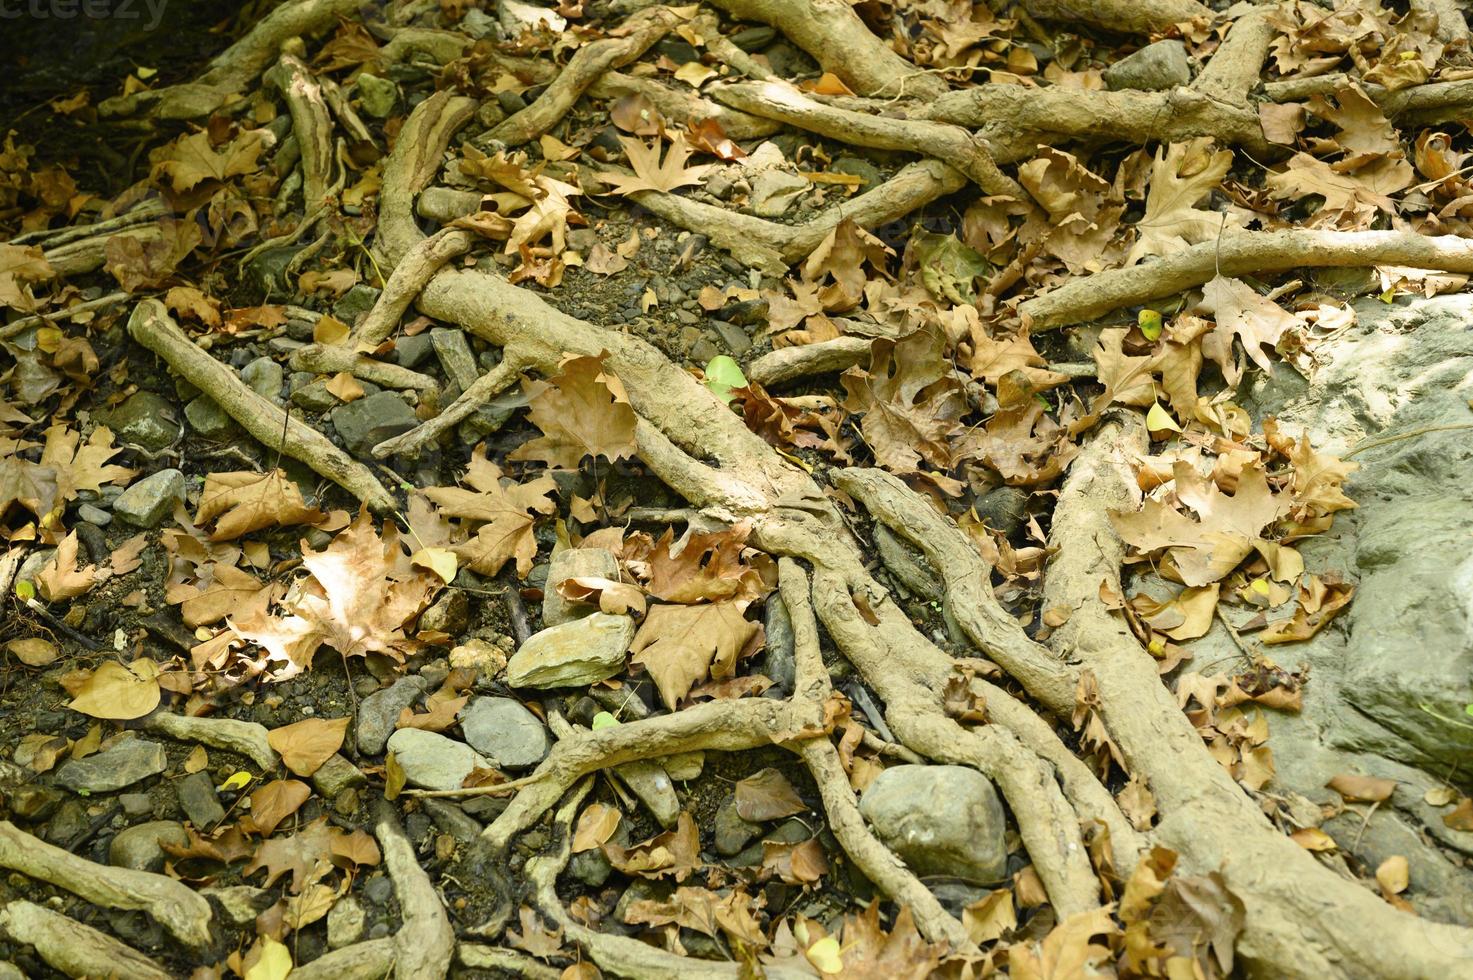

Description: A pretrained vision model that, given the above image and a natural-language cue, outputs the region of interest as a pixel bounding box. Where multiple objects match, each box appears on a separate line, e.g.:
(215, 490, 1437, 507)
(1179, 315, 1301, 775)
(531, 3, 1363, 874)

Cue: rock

(119, 792, 153, 818)
(460, 697, 550, 770)
(431, 328, 481, 392)
(542, 547, 620, 626)
(175, 771, 226, 828)
(355, 73, 399, 118)
(831, 155, 884, 193)
(109, 820, 188, 872)
(241, 357, 284, 401)
(333, 285, 381, 327)
(662, 751, 704, 781)
(247, 246, 302, 297)
(97, 391, 180, 452)
(711, 319, 751, 355)
(859, 765, 1007, 884)
(500, 0, 565, 36)
(420, 590, 469, 635)
(112, 468, 186, 528)
(203, 885, 272, 926)
(385, 728, 491, 791)
(291, 380, 339, 413)
(462, 7, 497, 39)
(16, 549, 55, 591)
(731, 25, 775, 51)
(76, 503, 112, 527)
(327, 895, 366, 947)
(613, 759, 679, 829)
(332, 391, 418, 454)
(1103, 39, 1191, 92)
(714, 796, 762, 855)
(450, 637, 510, 680)
(184, 396, 235, 440)
(504, 613, 634, 689)
(568, 846, 613, 888)
(761, 594, 796, 692)
(975, 486, 1030, 538)
(748, 169, 809, 217)
(312, 754, 367, 799)
(392, 333, 435, 369)
(363, 875, 393, 906)
(55, 737, 168, 794)
(422, 798, 482, 842)
(357, 675, 430, 755)
(45, 800, 89, 844)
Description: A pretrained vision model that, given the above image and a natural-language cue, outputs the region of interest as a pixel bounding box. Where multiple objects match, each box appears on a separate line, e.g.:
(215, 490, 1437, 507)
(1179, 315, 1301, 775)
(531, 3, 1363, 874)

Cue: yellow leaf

(67, 659, 161, 720)
(412, 547, 459, 585)
(1145, 401, 1181, 435)
(806, 935, 843, 975)
(245, 936, 293, 980)
(220, 770, 254, 792)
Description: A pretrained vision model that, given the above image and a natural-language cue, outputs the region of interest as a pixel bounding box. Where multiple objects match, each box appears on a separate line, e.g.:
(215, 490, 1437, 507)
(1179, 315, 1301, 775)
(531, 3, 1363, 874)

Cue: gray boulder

(460, 697, 550, 770)
(386, 728, 491, 791)
(505, 613, 633, 689)
(859, 764, 1007, 884)
(332, 391, 418, 454)
(113, 468, 185, 528)
(56, 738, 168, 794)
(97, 391, 180, 451)
(1103, 40, 1191, 92)
(357, 676, 430, 755)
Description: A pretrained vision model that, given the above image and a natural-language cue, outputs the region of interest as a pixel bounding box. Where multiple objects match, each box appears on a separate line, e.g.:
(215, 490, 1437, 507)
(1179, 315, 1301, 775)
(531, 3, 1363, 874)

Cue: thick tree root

(1019, 229, 1473, 329)
(1021, 0, 1211, 35)
(265, 54, 335, 213)
(141, 711, 279, 772)
(746, 337, 871, 387)
(0, 821, 214, 948)
(1264, 75, 1473, 126)
(0, 901, 172, 980)
(127, 299, 396, 511)
(98, 0, 360, 120)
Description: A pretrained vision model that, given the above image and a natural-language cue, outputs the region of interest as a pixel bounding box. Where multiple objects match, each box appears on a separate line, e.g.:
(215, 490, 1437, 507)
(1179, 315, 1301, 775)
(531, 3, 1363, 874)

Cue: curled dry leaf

(734, 767, 807, 822)
(1327, 773, 1397, 803)
(195, 470, 327, 542)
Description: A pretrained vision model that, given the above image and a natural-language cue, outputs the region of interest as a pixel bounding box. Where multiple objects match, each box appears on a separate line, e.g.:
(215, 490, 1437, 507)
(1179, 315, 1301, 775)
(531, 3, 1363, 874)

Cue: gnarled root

(0, 901, 172, 980)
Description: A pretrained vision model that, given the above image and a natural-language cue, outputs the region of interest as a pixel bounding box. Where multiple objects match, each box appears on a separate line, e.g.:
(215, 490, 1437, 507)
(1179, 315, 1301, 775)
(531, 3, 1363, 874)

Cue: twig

(1344, 422, 1473, 459)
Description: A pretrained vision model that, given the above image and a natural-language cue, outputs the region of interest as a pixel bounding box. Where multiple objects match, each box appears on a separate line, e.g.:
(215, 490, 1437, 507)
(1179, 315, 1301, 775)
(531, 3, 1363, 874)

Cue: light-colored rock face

(858, 764, 1007, 884)
(113, 468, 186, 528)
(460, 697, 550, 770)
(504, 613, 634, 689)
(1102, 39, 1191, 92)
(55, 737, 168, 793)
(385, 728, 491, 792)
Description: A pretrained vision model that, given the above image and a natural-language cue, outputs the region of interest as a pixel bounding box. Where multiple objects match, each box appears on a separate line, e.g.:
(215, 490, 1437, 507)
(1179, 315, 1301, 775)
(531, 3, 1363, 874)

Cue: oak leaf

(600, 132, 714, 195)
(151, 130, 266, 195)
(1126, 140, 1236, 265)
(630, 600, 764, 708)
(841, 332, 967, 476)
(245, 816, 380, 894)
(509, 355, 639, 469)
(0, 243, 53, 310)
(40, 424, 136, 501)
(1196, 276, 1301, 386)
(424, 447, 557, 577)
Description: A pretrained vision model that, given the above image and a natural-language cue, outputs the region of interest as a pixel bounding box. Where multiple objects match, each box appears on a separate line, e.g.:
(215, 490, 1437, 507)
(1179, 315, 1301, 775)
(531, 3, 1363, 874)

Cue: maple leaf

(36, 531, 97, 601)
(0, 243, 53, 311)
(0, 454, 59, 527)
(167, 561, 277, 627)
(424, 447, 557, 577)
(1126, 140, 1236, 265)
(832, 905, 947, 980)
(630, 600, 763, 708)
(151, 130, 266, 195)
(600, 132, 714, 195)
(1111, 462, 1290, 587)
(964, 312, 1071, 389)
(640, 524, 774, 604)
(1265, 152, 1411, 228)
(1263, 418, 1358, 517)
(841, 331, 967, 476)
(245, 816, 379, 894)
(1195, 276, 1301, 386)
(959, 397, 1079, 487)
(801, 220, 893, 310)
(509, 355, 639, 469)
(39, 424, 137, 501)
(195, 470, 328, 542)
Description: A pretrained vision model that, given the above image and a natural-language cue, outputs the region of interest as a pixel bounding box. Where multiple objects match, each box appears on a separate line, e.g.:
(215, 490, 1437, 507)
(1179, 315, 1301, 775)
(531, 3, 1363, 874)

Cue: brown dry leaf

(1016, 147, 1123, 274)
(164, 286, 223, 329)
(1442, 798, 1473, 831)
(734, 768, 806, 822)
(841, 331, 966, 477)
(1196, 276, 1301, 386)
(40, 424, 136, 501)
(1129, 584, 1220, 641)
(1007, 905, 1119, 980)
(642, 524, 772, 604)
(761, 837, 828, 885)
(630, 600, 763, 708)
(6, 637, 59, 667)
(625, 886, 765, 946)
(267, 717, 350, 777)
(195, 470, 327, 542)
(557, 575, 646, 616)
(151, 130, 266, 195)
(424, 447, 558, 577)
(509, 355, 639, 469)
(1263, 419, 1358, 517)
(600, 132, 714, 195)
(572, 802, 621, 853)
(246, 816, 377, 894)
(602, 812, 703, 881)
(169, 562, 275, 628)
(396, 692, 468, 732)
(325, 372, 364, 403)
(963, 889, 1017, 945)
(1326, 773, 1396, 803)
(507, 905, 564, 960)
(35, 531, 97, 601)
(1259, 575, 1354, 644)
(245, 779, 312, 836)
(1119, 773, 1157, 831)
(0, 243, 54, 310)
(66, 658, 161, 719)
(1126, 140, 1236, 265)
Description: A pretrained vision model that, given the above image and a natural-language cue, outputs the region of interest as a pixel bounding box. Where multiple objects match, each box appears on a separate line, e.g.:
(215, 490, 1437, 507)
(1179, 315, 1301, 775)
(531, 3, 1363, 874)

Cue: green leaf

(1138, 308, 1163, 342)
(913, 230, 990, 305)
(14, 580, 35, 601)
(591, 711, 619, 730)
(703, 355, 747, 404)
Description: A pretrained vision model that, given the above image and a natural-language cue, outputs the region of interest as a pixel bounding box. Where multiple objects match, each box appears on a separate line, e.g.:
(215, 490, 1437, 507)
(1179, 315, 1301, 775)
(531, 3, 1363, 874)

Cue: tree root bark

(127, 299, 396, 511)
(0, 821, 214, 949)
(746, 337, 871, 387)
(0, 901, 172, 980)
(1020, 0, 1211, 36)
(1018, 229, 1473, 330)
(1263, 75, 1473, 126)
(141, 710, 279, 772)
(265, 54, 336, 214)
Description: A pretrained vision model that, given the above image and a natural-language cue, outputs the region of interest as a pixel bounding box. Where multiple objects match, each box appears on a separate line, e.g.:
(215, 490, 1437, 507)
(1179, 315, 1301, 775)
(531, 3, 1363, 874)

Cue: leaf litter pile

(2, 0, 1473, 977)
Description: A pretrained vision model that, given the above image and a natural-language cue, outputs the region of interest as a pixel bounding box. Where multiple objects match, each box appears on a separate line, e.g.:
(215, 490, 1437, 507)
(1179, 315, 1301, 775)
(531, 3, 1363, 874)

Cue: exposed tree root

(0, 821, 214, 948)
(0, 291, 130, 343)
(485, 6, 682, 148)
(587, 71, 782, 139)
(375, 800, 455, 979)
(371, 353, 528, 458)
(1020, 0, 1211, 36)
(1044, 415, 1473, 978)
(141, 710, 279, 772)
(1263, 75, 1473, 125)
(712, 80, 1029, 200)
(127, 299, 396, 511)
(0, 901, 172, 980)
(1018, 229, 1473, 329)
(457, 944, 562, 978)
(265, 54, 336, 215)
(97, 0, 360, 120)
(746, 337, 871, 387)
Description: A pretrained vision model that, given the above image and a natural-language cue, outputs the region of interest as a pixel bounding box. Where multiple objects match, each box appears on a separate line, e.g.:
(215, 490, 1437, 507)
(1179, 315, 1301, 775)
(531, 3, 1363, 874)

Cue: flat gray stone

(109, 820, 187, 872)
(175, 770, 226, 828)
(202, 885, 272, 926)
(542, 547, 620, 627)
(504, 613, 633, 689)
(241, 357, 285, 401)
(421, 798, 482, 842)
(97, 391, 180, 452)
(386, 728, 490, 791)
(76, 503, 112, 527)
(392, 333, 434, 369)
(859, 764, 1007, 884)
(357, 675, 430, 755)
(185, 396, 235, 440)
(56, 738, 168, 794)
(749, 169, 809, 217)
(113, 468, 185, 528)
(332, 391, 418, 454)
(291, 379, 339, 413)
(460, 697, 550, 770)
(1103, 39, 1191, 92)
(615, 759, 679, 829)
(430, 328, 480, 392)
(334, 284, 381, 328)
(312, 753, 367, 799)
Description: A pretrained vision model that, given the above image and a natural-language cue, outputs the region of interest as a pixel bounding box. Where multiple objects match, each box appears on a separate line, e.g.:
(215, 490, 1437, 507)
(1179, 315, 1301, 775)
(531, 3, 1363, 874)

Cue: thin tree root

(265, 54, 335, 213)
(746, 337, 871, 387)
(0, 821, 214, 948)
(1021, 0, 1211, 36)
(0, 901, 172, 980)
(371, 353, 528, 458)
(127, 299, 396, 511)
(0, 291, 130, 342)
(1263, 75, 1473, 126)
(289, 938, 398, 980)
(141, 710, 279, 772)
(1018, 229, 1473, 329)
(457, 944, 561, 978)
(1189, 6, 1277, 105)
